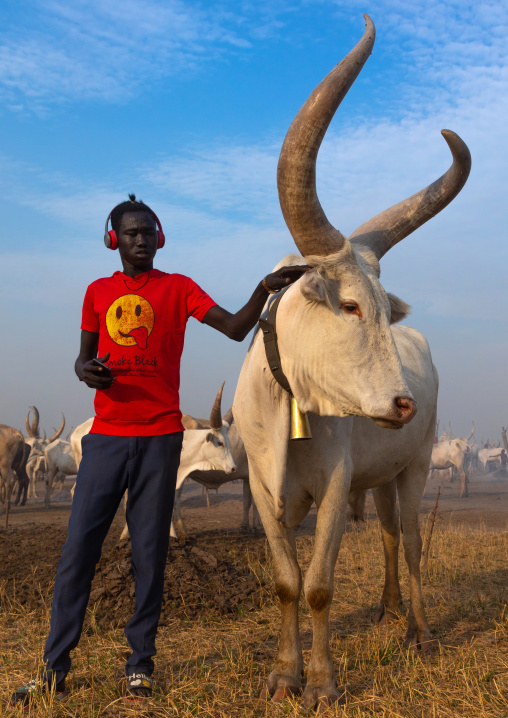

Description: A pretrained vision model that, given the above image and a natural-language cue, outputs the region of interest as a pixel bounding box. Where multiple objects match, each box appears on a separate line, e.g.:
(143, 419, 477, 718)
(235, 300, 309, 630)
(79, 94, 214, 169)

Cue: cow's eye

(218, 441, 224, 447)
(342, 302, 360, 314)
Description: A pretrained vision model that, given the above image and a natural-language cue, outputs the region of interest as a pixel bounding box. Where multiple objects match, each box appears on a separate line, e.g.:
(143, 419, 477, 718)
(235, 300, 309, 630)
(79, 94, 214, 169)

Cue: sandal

(8, 669, 66, 709)
(124, 672, 153, 700)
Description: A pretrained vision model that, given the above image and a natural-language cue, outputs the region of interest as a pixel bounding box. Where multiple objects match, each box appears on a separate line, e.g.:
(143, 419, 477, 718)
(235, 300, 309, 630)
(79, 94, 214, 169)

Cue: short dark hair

(110, 194, 157, 233)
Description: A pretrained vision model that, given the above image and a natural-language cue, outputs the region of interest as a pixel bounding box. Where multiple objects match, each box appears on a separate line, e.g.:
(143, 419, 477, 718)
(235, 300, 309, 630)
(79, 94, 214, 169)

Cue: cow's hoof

(405, 624, 432, 652)
(302, 684, 345, 712)
(373, 601, 403, 625)
(259, 674, 302, 703)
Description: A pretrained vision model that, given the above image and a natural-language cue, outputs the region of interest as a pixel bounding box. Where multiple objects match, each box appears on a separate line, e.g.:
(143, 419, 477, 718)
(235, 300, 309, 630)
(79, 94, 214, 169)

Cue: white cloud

(3, 0, 506, 115)
(143, 143, 281, 220)
(0, 0, 256, 109)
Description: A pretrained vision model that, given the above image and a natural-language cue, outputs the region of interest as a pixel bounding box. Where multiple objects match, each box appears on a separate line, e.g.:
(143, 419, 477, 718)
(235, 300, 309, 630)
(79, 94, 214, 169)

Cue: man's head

(105, 195, 165, 276)
(105, 194, 165, 251)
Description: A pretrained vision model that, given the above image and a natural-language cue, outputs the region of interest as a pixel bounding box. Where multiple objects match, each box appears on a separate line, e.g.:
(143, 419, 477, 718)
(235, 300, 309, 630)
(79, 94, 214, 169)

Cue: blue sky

(1, 0, 507, 443)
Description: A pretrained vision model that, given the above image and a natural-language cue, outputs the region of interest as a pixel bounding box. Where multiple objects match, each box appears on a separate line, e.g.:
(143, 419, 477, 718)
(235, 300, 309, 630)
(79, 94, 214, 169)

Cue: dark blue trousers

(43, 431, 183, 679)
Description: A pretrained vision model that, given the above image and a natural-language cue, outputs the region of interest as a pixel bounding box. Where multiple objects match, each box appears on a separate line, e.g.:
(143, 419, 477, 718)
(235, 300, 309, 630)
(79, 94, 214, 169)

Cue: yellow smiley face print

(105, 294, 155, 349)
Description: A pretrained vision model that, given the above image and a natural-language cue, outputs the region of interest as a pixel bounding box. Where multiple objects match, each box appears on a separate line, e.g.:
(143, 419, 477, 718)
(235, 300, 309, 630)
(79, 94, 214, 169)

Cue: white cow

(428, 439, 471, 498)
(24, 406, 66, 498)
(478, 447, 507, 472)
(44, 439, 78, 508)
(234, 16, 470, 709)
(171, 419, 260, 538)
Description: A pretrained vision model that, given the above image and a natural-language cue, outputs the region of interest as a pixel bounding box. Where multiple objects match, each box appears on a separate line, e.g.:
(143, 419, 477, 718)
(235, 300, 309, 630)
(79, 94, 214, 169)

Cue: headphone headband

(104, 203, 165, 250)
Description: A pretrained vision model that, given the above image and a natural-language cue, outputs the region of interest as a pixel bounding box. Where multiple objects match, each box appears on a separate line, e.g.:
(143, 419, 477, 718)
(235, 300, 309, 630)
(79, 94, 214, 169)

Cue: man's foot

(8, 670, 66, 709)
(124, 672, 153, 701)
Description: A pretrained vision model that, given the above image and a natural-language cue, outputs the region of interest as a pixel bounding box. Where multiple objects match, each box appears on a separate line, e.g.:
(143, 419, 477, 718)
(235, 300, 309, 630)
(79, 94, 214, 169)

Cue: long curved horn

(47, 413, 65, 443)
(209, 382, 225, 431)
(25, 412, 33, 438)
(466, 422, 475, 443)
(26, 406, 40, 438)
(277, 15, 375, 257)
(43, 429, 46, 441)
(449, 423, 456, 439)
(349, 130, 471, 260)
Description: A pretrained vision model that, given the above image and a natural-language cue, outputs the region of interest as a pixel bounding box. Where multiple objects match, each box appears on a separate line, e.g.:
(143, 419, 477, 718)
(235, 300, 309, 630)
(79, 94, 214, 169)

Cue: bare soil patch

(0, 525, 270, 624)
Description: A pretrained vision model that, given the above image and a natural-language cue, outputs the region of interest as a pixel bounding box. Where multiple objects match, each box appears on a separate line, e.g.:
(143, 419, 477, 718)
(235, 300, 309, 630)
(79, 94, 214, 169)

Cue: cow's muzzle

(394, 396, 418, 425)
(371, 396, 418, 429)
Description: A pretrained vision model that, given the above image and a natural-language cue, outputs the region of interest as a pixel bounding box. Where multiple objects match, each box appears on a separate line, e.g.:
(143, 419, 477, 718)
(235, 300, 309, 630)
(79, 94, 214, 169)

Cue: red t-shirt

(81, 268, 217, 436)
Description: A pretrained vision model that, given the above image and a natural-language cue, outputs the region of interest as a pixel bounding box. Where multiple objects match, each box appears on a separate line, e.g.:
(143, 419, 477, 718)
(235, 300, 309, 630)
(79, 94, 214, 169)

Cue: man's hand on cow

(79, 352, 115, 390)
(262, 265, 311, 294)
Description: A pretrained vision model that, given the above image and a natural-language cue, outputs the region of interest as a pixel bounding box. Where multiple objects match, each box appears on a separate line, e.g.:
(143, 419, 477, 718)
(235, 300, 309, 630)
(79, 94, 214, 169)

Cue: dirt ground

(1, 470, 508, 624)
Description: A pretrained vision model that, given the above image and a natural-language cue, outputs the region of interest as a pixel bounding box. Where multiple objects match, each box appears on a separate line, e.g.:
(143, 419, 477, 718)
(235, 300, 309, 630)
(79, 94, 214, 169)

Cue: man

(10, 195, 307, 706)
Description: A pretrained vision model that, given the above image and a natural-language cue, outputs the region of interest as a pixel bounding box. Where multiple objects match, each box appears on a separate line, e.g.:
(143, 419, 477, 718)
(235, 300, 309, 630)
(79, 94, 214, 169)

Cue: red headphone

(104, 204, 165, 250)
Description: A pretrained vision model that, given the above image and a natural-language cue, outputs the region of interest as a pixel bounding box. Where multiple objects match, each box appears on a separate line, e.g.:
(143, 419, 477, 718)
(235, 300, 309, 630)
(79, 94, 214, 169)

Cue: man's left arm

(202, 265, 309, 341)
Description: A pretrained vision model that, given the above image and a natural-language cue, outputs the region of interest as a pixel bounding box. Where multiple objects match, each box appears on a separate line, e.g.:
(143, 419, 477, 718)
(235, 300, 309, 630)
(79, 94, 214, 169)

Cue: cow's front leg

(348, 488, 366, 522)
(371, 479, 403, 624)
(302, 466, 350, 710)
(171, 486, 188, 539)
(241, 478, 252, 530)
(14, 477, 22, 506)
(242, 479, 262, 532)
(252, 478, 303, 702)
(1, 468, 16, 529)
(252, 499, 261, 531)
(458, 464, 469, 498)
(397, 460, 432, 652)
(44, 468, 54, 509)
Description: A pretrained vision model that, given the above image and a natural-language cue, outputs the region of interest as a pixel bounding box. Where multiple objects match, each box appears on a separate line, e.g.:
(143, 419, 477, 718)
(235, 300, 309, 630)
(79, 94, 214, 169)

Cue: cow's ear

(300, 271, 327, 303)
(206, 432, 214, 443)
(387, 293, 410, 324)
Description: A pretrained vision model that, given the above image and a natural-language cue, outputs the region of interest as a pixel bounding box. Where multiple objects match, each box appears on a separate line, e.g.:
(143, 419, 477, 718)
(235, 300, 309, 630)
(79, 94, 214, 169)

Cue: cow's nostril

(395, 396, 417, 417)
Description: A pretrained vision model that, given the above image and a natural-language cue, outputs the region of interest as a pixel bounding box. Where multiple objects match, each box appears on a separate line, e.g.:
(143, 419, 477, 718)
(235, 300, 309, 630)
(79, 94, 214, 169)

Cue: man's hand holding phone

(80, 352, 115, 390)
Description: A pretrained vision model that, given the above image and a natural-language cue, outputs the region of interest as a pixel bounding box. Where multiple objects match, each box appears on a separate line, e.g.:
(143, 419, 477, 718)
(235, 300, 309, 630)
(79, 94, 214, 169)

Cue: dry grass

(1, 519, 508, 717)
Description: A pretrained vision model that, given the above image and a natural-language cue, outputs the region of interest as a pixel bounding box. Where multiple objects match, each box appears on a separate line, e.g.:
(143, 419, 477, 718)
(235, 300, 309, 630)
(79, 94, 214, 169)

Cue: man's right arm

(75, 330, 115, 390)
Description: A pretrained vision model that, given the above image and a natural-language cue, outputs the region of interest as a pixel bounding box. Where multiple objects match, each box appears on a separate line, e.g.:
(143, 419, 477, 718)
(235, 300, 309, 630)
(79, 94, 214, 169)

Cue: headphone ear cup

(107, 230, 118, 250)
(157, 231, 165, 249)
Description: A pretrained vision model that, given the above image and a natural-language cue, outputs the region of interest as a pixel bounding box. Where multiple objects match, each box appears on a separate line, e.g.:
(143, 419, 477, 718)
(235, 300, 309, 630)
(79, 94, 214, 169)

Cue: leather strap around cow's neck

(258, 294, 292, 395)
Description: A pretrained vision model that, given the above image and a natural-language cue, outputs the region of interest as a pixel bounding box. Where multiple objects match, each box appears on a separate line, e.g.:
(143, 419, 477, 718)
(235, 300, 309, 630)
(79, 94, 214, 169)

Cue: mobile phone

(92, 358, 112, 376)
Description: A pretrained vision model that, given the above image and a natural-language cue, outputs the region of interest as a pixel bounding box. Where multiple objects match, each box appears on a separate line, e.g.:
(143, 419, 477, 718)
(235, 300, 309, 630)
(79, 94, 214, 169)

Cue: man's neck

(120, 260, 154, 278)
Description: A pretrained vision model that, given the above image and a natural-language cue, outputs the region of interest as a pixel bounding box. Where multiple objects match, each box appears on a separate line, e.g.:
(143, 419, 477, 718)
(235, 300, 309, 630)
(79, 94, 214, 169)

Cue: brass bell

(290, 396, 312, 440)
